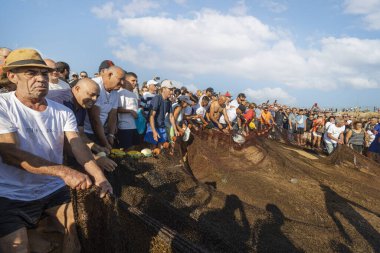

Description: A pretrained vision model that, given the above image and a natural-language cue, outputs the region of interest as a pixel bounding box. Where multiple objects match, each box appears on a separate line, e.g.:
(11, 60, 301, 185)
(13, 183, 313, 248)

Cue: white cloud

(91, 2, 118, 19)
(93, 5, 380, 91)
(261, 0, 288, 13)
(184, 83, 199, 93)
(244, 87, 296, 104)
(91, 0, 160, 19)
(230, 0, 248, 16)
(344, 0, 380, 30)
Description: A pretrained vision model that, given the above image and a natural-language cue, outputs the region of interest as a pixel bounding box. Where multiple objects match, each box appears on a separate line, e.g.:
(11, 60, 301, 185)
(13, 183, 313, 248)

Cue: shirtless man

(207, 95, 231, 133)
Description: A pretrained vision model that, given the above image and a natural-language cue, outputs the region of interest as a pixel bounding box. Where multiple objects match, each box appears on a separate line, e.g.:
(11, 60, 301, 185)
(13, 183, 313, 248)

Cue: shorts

(144, 125, 168, 145)
(117, 128, 139, 149)
(351, 144, 364, 153)
(0, 186, 70, 237)
(297, 128, 305, 135)
(313, 132, 322, 138)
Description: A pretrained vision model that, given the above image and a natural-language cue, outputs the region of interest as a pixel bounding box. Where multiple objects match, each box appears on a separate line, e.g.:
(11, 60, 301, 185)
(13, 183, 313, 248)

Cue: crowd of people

(0, 47, 379, 252)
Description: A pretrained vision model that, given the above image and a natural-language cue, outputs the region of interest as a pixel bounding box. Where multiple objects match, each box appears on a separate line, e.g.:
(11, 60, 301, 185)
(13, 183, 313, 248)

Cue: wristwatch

(108, 134, 116, 139)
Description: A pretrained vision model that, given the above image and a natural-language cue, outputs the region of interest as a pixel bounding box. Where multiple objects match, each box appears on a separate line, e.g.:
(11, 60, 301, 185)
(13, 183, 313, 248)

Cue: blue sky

(2, 0, 380, 108)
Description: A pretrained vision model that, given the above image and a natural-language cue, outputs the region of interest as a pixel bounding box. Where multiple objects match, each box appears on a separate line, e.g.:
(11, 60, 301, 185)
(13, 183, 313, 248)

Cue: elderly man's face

(8, 67, 50, 99)
(74, 82, 100, 109)
(106, 69, 125, 91)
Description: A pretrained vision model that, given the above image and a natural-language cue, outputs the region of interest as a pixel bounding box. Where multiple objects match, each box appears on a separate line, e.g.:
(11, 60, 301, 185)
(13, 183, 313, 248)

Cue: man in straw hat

(0, 48, 112, 253)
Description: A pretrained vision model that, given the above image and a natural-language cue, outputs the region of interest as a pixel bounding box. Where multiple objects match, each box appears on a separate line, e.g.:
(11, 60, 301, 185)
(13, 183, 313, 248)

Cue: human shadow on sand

(198, 194, 251, 253)
(321, 184, 380, 252)
(252, 204, 304, 253)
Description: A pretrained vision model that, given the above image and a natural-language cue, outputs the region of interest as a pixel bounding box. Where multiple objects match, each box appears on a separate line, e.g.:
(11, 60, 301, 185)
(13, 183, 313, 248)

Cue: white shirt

(46, 88, 72, 104)
(324, 124, 345, 144)
(229, 99, 239, 109)
(0, 92, 77, 201)
(83, 77, 118, 134)
(118, 89, 138, 130)
(196, 106, 206, 118)
(219, 108, 237, 124)
(143, 92, 155, 101)
(49, 79, 71, 90)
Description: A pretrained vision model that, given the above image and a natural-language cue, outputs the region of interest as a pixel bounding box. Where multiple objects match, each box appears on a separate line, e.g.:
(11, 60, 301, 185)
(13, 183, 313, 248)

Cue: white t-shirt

(0, 92, 78, 201)
(324, 124, 345, 144)
(219, 108, 237, 124)
(46, 88, 72, 104)
(118, 89, 138, 130)
(83, 77, 118, 134)
(49, 79, 71, 90)
(229, 99, 239, 109)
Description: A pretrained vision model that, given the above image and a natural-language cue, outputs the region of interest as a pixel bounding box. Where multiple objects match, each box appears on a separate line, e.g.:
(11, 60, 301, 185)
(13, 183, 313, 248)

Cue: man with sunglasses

(44, 58, 71, 90)
(0, 48, 112, 253)
(230, 92, 246, 109)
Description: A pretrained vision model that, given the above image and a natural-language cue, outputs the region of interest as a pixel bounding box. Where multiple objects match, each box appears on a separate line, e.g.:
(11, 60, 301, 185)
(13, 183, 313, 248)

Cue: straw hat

(2, 48, 52, 72)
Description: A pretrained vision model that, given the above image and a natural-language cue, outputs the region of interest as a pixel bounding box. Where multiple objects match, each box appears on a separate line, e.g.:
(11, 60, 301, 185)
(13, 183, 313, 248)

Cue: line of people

(0, 47, 379, 252)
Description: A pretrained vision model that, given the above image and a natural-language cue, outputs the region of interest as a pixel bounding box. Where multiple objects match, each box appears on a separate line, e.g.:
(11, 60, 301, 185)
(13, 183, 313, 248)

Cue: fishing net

(71, 128, 380, 253)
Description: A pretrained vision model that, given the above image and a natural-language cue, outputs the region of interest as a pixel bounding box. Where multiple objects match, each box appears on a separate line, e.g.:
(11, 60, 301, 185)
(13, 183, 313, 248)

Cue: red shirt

(244, 109, 255, 122)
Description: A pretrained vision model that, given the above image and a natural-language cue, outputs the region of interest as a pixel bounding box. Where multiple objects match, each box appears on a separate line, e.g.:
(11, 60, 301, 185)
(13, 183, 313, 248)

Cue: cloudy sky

(2, 0, 380, 108)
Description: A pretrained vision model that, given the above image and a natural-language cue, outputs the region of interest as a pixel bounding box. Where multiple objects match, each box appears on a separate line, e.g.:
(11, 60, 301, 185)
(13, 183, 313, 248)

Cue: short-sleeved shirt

(260, 111, 273, 124)
(118, 88, 138, 130)
(219, 108, 237, 124)
(83, 77, 118, 134)
(150, 95, 172, 128)
(288, 113, 297, 125)
(49, 79, 71, 90)
(295, 115, 306, 128)
(324, 124, 345, 144)
(141, 92, 156, 116)
(229, 99, 239, 109)
(0, 92, 78, 201)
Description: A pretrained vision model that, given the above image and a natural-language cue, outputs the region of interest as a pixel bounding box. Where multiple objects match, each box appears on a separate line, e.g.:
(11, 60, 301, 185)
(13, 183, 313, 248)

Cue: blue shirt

(295, 115, 306, 128)
(63, 99, 86, 127)
(150, 95, 172, 128)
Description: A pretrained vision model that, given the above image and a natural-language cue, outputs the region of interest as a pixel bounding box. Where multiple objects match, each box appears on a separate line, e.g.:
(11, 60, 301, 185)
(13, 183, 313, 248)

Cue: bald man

(48, 79, 117, 172)
(207, 95, 231, 133)
(44, 58, 71, 90)
(83, 66, 125, 150)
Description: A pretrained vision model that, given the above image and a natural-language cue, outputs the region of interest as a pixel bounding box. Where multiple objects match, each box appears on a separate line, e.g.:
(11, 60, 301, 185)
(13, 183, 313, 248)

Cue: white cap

(147, 79, 158, 86)
(161, 80, 174, 89)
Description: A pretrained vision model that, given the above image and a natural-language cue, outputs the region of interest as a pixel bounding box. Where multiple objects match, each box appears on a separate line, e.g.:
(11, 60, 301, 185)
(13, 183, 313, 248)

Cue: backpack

(135, 108, 147, 134)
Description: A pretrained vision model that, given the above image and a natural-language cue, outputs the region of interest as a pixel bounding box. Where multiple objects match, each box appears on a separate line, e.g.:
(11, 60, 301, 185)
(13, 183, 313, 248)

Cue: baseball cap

(178, 95, 193, 105)
(147, 79, 158, 86)
(224, 91, 232, 97)
(161, 79, 174, 89)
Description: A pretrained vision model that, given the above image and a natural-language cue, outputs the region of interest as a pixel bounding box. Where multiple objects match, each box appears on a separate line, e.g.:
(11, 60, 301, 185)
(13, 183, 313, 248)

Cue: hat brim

(2, 63, 54, 72)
